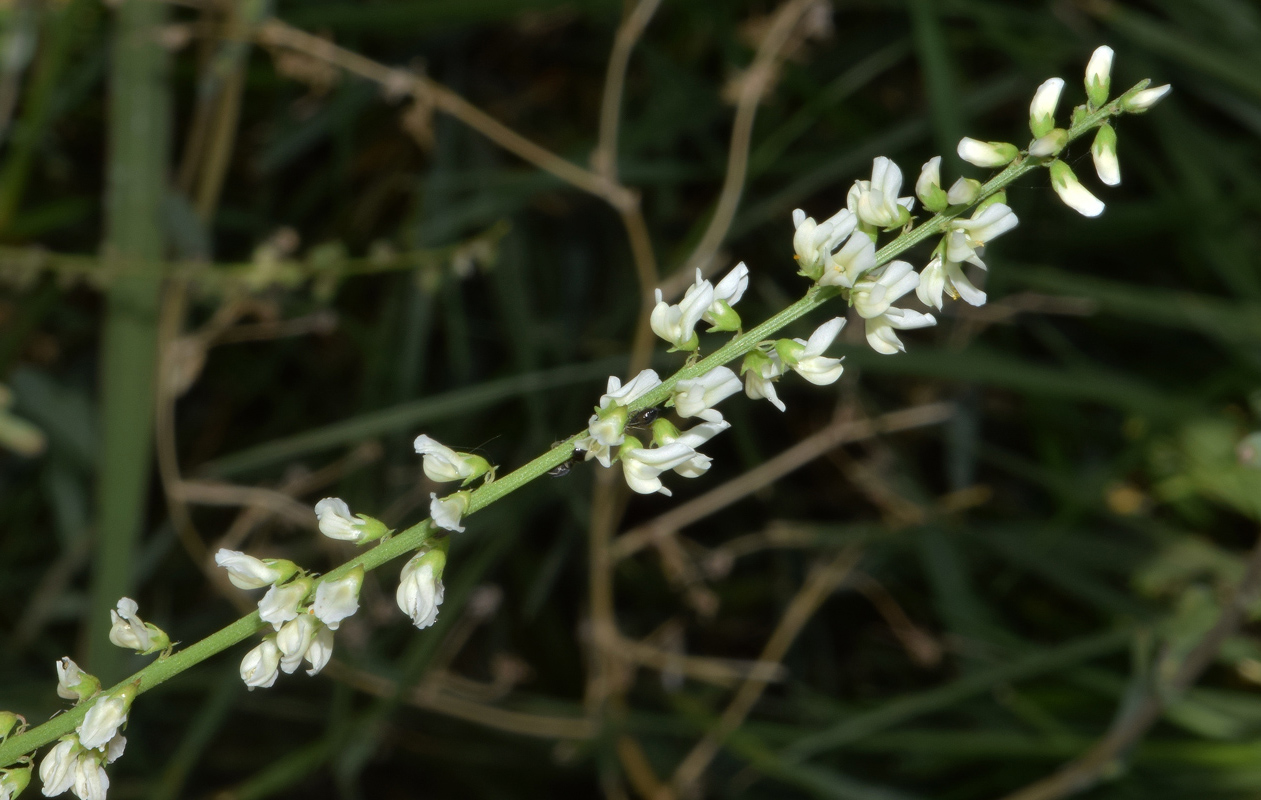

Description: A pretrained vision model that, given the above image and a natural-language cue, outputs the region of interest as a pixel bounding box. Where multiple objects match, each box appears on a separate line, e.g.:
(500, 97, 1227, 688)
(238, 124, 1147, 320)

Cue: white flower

(915, 156, 947, 212)
(214, 549, 290, 590)
(619, 441, 700, 497)
(313, 497, 362, 541)
(240, 638, 281, 690)
(671, 366, 741, 422)
(1092, 123, 1120, 186)
(945, 177, 980, 206)
(1029, 77, 1064, 136)
(56, 657, 98, 703)
(77, 688, 133, 750)
(742, 350, 786, 412)
(413, 435, 492, 485)
(776, 318, 846, 385)
(430, 491, 470, 533)
(866, 308, 937, 354)
(847, 157, 913, 229)
(108, 598, 166, 655)
(819, 229, 876, 289)
(917, 254, 986, 310)
(38, 738, 79, 796)
(312, 566, 363, 631)
(956, 137, 1018, 168)
(105, 734, 125, 764)
(792, 207, 857, 277)
(397, 550, 446, 629)
(304, 625, 335, 676)
(72, 756, 108, 800)
(1122, 84, 1171, 113)
(852, 261, 921, 319)
(276, 615, 319, 675)
(587, 369, 662, 448)
(650, 281, 713, 352)
(944, 203, 1019, 268)
(575, 434, 614, 468)
(598, 369, 661, 409)
(1049, 159, 1105, 217)
(700, 263, 749, 332)
(657, 420, 731, 478)
(1085, 45, 1113, 107)
(258, 578, 311, 631)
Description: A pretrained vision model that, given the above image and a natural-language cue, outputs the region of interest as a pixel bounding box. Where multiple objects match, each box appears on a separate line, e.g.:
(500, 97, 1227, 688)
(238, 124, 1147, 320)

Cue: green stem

(0, 79, 1150, 771)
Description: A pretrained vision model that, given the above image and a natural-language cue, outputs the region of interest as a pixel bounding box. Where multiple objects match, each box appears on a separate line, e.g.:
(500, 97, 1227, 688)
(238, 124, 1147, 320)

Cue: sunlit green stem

(0, 80, 1147, 771)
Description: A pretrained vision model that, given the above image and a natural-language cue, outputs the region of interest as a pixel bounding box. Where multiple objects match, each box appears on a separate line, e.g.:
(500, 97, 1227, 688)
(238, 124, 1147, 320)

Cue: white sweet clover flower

(276, 614, 319, 675)
(944, 203, 1019, 269)
(819, 228, 876, 289)
(574, 434, 614, 469)
(847, 157, 914, 230)
(652, 418, 731, 478)
(957, 137, 1019, 169)
(104, 733, 125, 765)
(56, 657, 100, 704)
(258, 577, 313, 631)
(669, 366, 741, 423)
(430, 491, 471, 533)
(915, 156, 948, 213)
(1049, 159, 1104, 217)
(1085, 45, 1113, 107)
(312, 566, 363, 631)
(108, 598, 169, 655)
(792, 207, 857, 279)
(587, 369, 662, 450)
(72, 754, 109, 800)
(313, 497, 390, 544)
(77, 685, 135, 750)
(617, 438, 702, 497)
(650, 280, 713, 352)
(1122, 84, 1171, 113)
(700, 263, 749, 332)
(213, 549, 298, 590)
(413, 435, 494, 486)
(917, 253, 986, 310)
(1028, 77, 1064, 138)
(852, 261, 937, 354)
(0, 763, 31, 799)
(39, 737, 80, 796)
(397, 548, 446, 629)
(945, 177, 981, 206)
(304, 624, 335, 677)
(741, 349, 786, 412)
(774, 318, 846, 386)
(1092, 123, 1120, 186)
(240, 637, 281, 690)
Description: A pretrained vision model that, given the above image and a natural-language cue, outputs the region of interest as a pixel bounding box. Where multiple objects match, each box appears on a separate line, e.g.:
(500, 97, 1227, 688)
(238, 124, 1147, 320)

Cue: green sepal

(650, 418, 681, 447)
(704, 300, 741, 333)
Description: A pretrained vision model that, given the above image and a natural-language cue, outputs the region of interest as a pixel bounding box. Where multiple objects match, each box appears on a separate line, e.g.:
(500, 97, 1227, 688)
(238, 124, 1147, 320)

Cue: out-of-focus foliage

(1, 0, 1261, 798)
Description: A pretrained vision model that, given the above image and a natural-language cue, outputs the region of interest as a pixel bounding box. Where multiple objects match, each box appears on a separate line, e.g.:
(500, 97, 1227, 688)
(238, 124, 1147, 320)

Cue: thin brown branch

(612, 402, 955, 562)
(997, 529, 1261, 800)
(617, 634, 789, 687)
(593, 0, 665, 182)
(667, 546, 863, 796)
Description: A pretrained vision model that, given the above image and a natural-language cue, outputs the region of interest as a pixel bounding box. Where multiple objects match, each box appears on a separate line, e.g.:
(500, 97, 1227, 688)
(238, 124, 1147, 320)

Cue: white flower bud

(1092, 123, 1120, 186)
(945, 177, 981, 206)
(1029, 77, 1064, 137)
(1122, 84, 1171, 113)
(774, 318, 846, 386)
(670, 366, 741, 422)
(701, 263, 749, 333)
(304, 624, 335, 676)
(214, 549, 294, 590)
(240, 638, 281, 690)
(38, 738, 80, 796)
(72, 755, 109, 800)
(77, 685, 135, 750)
(276, 615, 319, 674)
(397, 549, 446, 629)
(956, 137, 1019, 168)
(1028, 128, 1068, 158)
(741, 350, 786, 412)
(1049, 159, 1105, 217)
(915, 156, 948, 213)
(313, 498, 388, 544)
(312, 566, 363, 631)
(56, 657, 100, 704)
(1085, 46, 1114, 107)
(258, 578, 312, 630)
(650, 281, 712, 352)
(430, 491, 471, 533)
(413, 435, 493, 485)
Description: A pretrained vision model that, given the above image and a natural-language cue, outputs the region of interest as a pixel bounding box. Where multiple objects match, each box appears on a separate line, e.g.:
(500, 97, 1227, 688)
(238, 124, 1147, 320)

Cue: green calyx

(705, 300, 742, 333)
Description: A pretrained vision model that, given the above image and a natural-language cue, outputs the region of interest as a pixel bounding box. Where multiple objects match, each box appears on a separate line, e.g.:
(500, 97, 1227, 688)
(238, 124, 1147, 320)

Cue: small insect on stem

(628, 407, 660, 427)
(548, 448, 587, 478)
